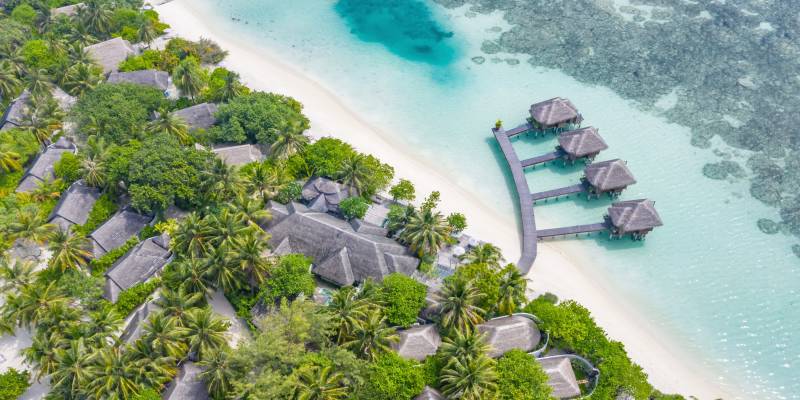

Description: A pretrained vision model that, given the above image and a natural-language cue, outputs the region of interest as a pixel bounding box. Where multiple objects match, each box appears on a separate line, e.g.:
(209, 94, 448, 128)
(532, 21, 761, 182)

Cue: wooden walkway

(493, 128, 538, 273)
(537, 223, 608, 238)
(521, 151, 561, 168)
(505, 123, 532, 137)
(531, 184, 585, 201)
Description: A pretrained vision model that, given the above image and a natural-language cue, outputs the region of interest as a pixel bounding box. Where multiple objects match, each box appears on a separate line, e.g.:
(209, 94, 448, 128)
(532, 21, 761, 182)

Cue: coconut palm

(0, 46, 26, 77)
(7, 208, 55, 244)
(329, 286, 369, 345)
(68, 25, 97, 48)
(204, 245, 242, 293)
(48, 230, 92, 273)
(497, 268, 527, 315)
(0, 62, 21, 102)
(84, 308, 123, 346)
(166, 257, 213, 296)
(24, 330, 65, 380)
(128, 339, 178, 389)
(344, 308, 397, 361)
(0, 257, 36, 292)
(172, 213, 213, 259)
(156, 287, 204, 324)
(437, 278, 485, 333)
(25, 68, 54, 99)
(207, 208, 250, 248)
(232, 193, 271, 229)
(218, 71, 245, 101)
(440, 354, 497, 400)
(78, 0, 113, 36)
(137, 18, 159, 48)
(205, 158, 245, 201)
(86, 346, 139, 400)
(147, 110, 191, 144)
(13, 282, 69, 329)
(245, 162, 289, 201)
(459, 243, 505, 270)
(30, 177, 63, 202)
(179, 307, 230, 361)
(198, 350, 234, 399)
(401, 207, 450, 257)
(63, 62, 102, 97)
(293, 366, 348, 400)
(438, 330, 490, 367)
(143, 312, 188, 358)
(270, 128, 308, 160)
(0, 147, 22, 173)
(336, 154, 371, 196)
(80, 157, 106, 188)
(51, 338, 92, 398)
(230, 232, 270, 287)
(172, 57, 205, 100)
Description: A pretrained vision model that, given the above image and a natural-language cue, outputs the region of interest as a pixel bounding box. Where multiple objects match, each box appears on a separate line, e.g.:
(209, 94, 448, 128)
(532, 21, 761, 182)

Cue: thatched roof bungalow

(393, 324, 441, 361)
(120, 298, 160, 343)
(16, 137, 77, 193)
(162, 362, 209, 400)
(529, 97, 582, 130)
(582, 159, 636, 198)
(88, 209, 153, 257)
(85, 37, 135, 75)
(265, 201, 419, 286)
(173, 103, 218, 130)
(48, 180, 100, 232)
(107, 70, 170, 92)
(606, 199, 663, 240)
(51, 2, 83, 17)
(1, 88, 76, 131)
(414, 387, 444, 400)
(208, 144, 265, 166)
(538, 356, 582, 399)
(104, 234, 171, 303)
(301, 177, 350, 215)
(557, 126, 607, 163)
(477, 315, 541, 358)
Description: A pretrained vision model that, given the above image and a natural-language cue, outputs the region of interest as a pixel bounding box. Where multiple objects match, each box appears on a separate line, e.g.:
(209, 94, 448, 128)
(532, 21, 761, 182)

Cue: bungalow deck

(530, 183, 586, 201)
(521, 151, 562, 168)
(537, 222, 609, 239)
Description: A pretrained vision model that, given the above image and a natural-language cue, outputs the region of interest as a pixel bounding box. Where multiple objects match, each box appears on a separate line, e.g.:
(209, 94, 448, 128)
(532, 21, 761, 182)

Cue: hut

(477, 314, 541, 358)
(162, 362, 209, 400)
(16, 137, 77, 193)
(1, 88, 76, 131)
(557, 126, 608, 163)
(582, 159, 636, 198)
(48, 181, 100, 232)
(414, 387, 444, 400)
(120, 298, 160, 343)
(529, 97, 582, 131)
(265, 201, 419, 287)
(84, 37, 135, 74)
(301, 177, 350, 215)
(107, 70, 171, 92)
(538, 356, 582, 399)
(172, 103, 218, 130)
(103, 234, 171, 303)
(51, 3, 83, 17)
(393, 324, 442, 361)
(88, 209, 153, 257)
(209, 144, 265, 166)
(606, 199, 663, 240)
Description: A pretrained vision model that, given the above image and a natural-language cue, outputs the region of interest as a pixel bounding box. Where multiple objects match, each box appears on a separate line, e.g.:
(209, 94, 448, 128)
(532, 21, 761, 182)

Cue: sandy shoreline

(154, 1, 736, 398)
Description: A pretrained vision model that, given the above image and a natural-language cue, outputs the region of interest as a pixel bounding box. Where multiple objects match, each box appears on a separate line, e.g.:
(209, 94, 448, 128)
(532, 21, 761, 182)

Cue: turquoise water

(191, 0, 799, 398)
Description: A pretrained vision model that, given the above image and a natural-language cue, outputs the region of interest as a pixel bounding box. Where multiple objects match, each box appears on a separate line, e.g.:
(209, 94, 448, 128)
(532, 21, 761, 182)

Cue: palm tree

(1, 46, 27, 77)
(245, 162, 289, 201)
(128, 339, 178, 390)
(438, 330, 490, 366)
(270, 129, 308, 160)
(0, 61, 21, 102)
(207, 208, 250, 248)
(440, 354, 497, 400)
(30, 177, 63, 202)
(86, 346, 139, 400)
(78, 0, 113, 36)
(230, 232, 270, 287)
(137, 18, 158, 48)
(63, 62, 102, 97)
(0, 147, 22, 173)
(156, 287, 204, 324)
(81, 157, 106, 188)
(51, 338, 92, 398)
(437, 278, 485, 333)
(24, 330, 65, 380)
(48, 230, 92, 273)
(344, 309, 397, 361)
(25, 68, 54, 99)
(336, 154, 370, 196)
(179, 308, 230, 361)
(7, 208, 55, 245)
(497, 268, 527, 316)
(14, 282, 69, 329)
(206, 158, 245, 201)
(459, 243, 505, 269)
(167, 258, 214, 297)
(232, 193, 271, 229)
(198, 350, 233, 399)
(84, 308, 123, 346)
(143, 313, 188, 358)
(218, 71, 245, 102)
(0, 257, 36, 292)
(204, 246, 242, 293)
(172, 58, 205, 100)
(328, 286, 369, 345)
(172, 213, 213, 259)
(68, 25, 98, 48)
(147, 110, 191, 144)
(401, 208, 450, 257)
(293, 366, 348, 400)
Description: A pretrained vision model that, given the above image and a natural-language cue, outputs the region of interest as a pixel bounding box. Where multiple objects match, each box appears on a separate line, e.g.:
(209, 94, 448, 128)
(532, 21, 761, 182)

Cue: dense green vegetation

(379, 273, 427, 328)
(115, 277, 161, 316)
(0, 368, 30, 400)
(70, 83, 166, 143)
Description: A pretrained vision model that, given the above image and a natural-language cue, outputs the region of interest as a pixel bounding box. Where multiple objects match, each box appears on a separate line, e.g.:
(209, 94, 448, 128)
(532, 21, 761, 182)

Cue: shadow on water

(333, 0, 459, 66)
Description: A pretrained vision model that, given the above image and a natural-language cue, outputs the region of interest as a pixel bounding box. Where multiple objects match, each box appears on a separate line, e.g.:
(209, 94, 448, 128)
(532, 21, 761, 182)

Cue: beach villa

(107, 69, 174, 96)
(88, 209, 153, 257)
(16, 137, 77, 192)
(206, 144, 266, 166)
(48, 180, 100, 232)
(161, 361, 210, 400)
(172, 102, 219, 130)
(301, 177, 351, 215)
(393, 324, 442, 361)
(1, 87, 76, 131)
(103, 234, 171, 303)
(84, 37, 136, 75)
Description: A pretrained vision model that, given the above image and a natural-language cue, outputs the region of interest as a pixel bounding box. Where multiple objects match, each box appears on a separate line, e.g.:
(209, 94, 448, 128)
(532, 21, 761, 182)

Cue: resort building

(556, 126, 608, 163)
(606, 199, 663, 240)
(415, 387, 444, 400)
(107, 70, 171, 93)
(393, 324, 442, 361)
(50, 3, 83, 17)
(538, 356, 582, 399)
(172, 102, 219, 130)
(84, 37, 136, 75)
(120, 298, 161, 342)
(48, 180, 100, 232)
(88, 209, 153, 257)
(103, 234, 171, 303)
(161, 361, 209, 400)
(208, 144, 266, 166)
(477, 314, 542, 358)
(529, 97, 583, 131)
(265, 201, 419, 286)
(1, 87, 76, 131)
(16, 137, 77, 193)
(582, 159, 636, 198)
(301, 177, 350, 215)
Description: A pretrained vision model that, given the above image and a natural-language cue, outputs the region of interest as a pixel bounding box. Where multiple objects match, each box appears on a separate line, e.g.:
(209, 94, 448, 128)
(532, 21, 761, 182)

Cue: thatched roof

(48, 181, 100, 231)
(173, 103, 218, 130)
(583, 159, 636, 191)
(530, 97, 581, 126)
(301, 177, 350, 214)
(120, 298, 160, 343)
(1, 88, 75, 131)
(607, 199, 663, 233)
(88, 209, 153, 257)
(84, 37, 135, 74)
(16, 137, 77, 193)
(558, 126, 608, 157)
(107, 70, 170, 91)
(538, 356, 581, 399)
(394, 324, 441, 361)
(51, 3, 83, 17)
(104, 234, 170, 302)
(265, 201, 419, 286)
(477, 315, 541, 358)
(210, 144, 265, 166)
(162, 361, 209, 400)
(414, 387, 444, 400)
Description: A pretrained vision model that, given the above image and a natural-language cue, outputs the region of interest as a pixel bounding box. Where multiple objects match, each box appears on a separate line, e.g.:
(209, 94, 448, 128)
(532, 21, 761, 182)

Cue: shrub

(90, 236, 139, 276)
(446, 212, 467, 234)
(496, 349, 552, 400)
(115, 277, 161, 316)
(261, 254, 315, 302)
(72, 193, 118, 237)
(211, 92, 309, 145)
(358, 352, 425, 400)
(118, 49, 178, 73)
(449, 262, 500, 314)
(339, 196, 369, 220)
(0, 368, 30, 400)
(21, 39, 65, 70)
(70, 83, 166, 143)
(10, 4, 36, 26)
(380, 273, 427, 327)
(138, 224, 158, 240)
(54, 152, 82, 184)
(274, 181, 302, 204)
(389, 179, 415, 202)
(131, 388, 161, 400)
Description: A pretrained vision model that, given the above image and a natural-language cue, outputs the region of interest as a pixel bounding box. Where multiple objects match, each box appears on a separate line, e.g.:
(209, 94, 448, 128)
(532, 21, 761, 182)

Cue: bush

(446, 212, 467, 234)
(496, 349, 552, 400)
(138, 224, 158, 240)
(10, 4, 36, 26)
(131, 388, 161, 400)
(70, 83, 166, 143)
(389, 179, 415, 202)
(449, 263, 500, 314)
(339, 196, 369, 220)
(0, 368, 30, 400)
(165, 37, 227, 64)
(261, 254, 315, 302)
(118, 49, 179, 73)
(274, 181, 302, 204)
(73, 194, 118, 237)
(211, 92, 309, 145)
(380, 273, 427, 327)
(358, 352, 425, 400)
(90, 236, 140, 276)
(21, 39, 65, 70)
(115, 277, 161, 316)
(54, 152, 82, 184)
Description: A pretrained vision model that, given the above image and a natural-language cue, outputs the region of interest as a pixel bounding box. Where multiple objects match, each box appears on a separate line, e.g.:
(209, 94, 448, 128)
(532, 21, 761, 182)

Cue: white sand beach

(154, 1, 737, 398)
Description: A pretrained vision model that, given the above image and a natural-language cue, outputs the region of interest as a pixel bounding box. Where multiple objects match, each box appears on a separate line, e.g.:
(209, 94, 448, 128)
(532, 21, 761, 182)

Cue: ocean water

(188, 0, 800, 398)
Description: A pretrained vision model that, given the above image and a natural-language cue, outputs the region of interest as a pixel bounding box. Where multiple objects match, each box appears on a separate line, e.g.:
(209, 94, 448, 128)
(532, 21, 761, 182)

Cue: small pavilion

(582, 159, 636, 198)
(605, 199, 663, 240)
(529, 97, 583, 131)
(557, 126, 608, 163)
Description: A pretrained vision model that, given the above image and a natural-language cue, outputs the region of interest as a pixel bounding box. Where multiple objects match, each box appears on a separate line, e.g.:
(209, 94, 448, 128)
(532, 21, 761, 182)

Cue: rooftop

(583, 159, 636, 191)
(16, 137, 77, 193)
(162, 361, 209, 400)
(607, 199, 663, 233)
(104, 234, 170, 302)
(477, 315, 541, 358)
(301, 177, 350, 214)
(1, 88, 76, 131)
(172, 103, 218, 130)
(84, 37, 136, 74)
(558, 126, 608, 157)
(107, 70, 170, 91)
(414, 387, 444, 400)
(393, 324, 441, 361)
(88, 209, 153, 257)
(48, 181, 100, 231)
(530, 97, 581, 126)
(209, 144, 265, 166)
(538, 356, 582, 399)
(51, 2, 83, 17)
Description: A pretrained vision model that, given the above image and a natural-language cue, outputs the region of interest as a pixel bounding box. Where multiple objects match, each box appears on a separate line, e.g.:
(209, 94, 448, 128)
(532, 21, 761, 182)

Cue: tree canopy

(211, 92, 310, 145)
(70, 83, 166, 143)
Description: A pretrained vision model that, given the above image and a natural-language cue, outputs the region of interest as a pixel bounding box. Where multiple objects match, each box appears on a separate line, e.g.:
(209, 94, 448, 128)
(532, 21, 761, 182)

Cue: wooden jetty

(521, 151, 561, 168)
(537, 222, 609, 238)
(531, 184, 586, 201)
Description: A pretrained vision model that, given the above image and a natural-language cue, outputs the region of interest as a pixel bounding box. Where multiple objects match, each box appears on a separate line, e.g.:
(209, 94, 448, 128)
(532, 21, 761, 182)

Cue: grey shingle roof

(538, 356, 581, 399)
(172, 103, 218, 130)
(107, 70, 170, 91)
(210, 144, 265, 166)
(301, 177, 350, 214)
(162, 361, 209, 400)
(48, 181, 100, 230)
(558, 127, 608, 158)
(530, 97, 581, 126)
(104, 235, 170, 302)
(16, 138, 77, 193)
(265, 201, 419, 286)
(51, 3, 83, 17)
(84, 37, 135, 74)
(477, 315, 541, 358)
(607, 199, 663, 233)
(88, 209, 153, 257)
(583, 159, 636, 191)
(120, 297, 160, 342)
(394, 324, 441, 361)
(414, 386, 444, 400)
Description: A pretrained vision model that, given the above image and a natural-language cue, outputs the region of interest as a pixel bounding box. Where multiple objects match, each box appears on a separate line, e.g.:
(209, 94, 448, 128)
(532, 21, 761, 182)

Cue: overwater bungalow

(107, 70, 171, 93)
(538, 356, 582, 399)
(529, 97, 583, 131)
(415, 387, 444, 400)
(16, 137, 77, 193)
(162, 361, 209, 400)
(557, 126, 608, 163)
(477, 314, 542, 358)
(88, 209, 153, 257)
(606, 199, 663, 240)
(172, 102, 219, 130)
(393, 324, 442, 361)
(48, 180, 100, 232)
(103, 234, 171, 303)
(582, 159, 636, 198)
(301, 177, 351, 215)
(84, 37, 136, 75)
